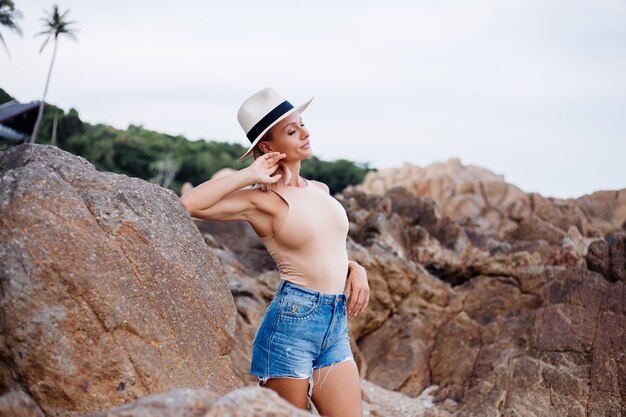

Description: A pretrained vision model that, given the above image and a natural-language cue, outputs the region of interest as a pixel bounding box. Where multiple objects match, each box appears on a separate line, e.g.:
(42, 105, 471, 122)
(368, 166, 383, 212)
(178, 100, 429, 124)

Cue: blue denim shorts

(250, 279, 355, 397)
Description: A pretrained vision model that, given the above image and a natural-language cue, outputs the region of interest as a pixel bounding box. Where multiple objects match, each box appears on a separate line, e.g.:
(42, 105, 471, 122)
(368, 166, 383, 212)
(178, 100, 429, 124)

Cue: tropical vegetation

(1, 88, 374, 195)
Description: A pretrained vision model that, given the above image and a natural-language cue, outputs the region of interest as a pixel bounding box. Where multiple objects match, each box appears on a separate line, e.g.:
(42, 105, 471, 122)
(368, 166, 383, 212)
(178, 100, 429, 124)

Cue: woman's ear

(258, 142, 271, 154)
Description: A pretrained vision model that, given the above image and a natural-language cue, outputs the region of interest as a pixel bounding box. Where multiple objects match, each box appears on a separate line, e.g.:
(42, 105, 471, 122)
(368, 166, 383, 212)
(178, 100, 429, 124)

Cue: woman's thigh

(311, 359, 362, 417)
(260, 377, 311, 410)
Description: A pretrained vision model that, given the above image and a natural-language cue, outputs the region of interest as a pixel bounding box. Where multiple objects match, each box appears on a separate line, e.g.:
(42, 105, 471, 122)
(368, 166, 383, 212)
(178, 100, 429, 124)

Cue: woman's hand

(345, 261, 369, 316)
(246, 152, 286, 184)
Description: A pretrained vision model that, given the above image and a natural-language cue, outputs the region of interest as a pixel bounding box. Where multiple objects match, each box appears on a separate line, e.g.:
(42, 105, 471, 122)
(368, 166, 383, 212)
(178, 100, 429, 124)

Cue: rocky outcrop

(2, 146, 624, 417)
(356, 158, 626, 238)
(0, 145, 240, 416)
(202, 168, 625, 416)
(81, 386, 317, 417)
(331, 184, 625, 416)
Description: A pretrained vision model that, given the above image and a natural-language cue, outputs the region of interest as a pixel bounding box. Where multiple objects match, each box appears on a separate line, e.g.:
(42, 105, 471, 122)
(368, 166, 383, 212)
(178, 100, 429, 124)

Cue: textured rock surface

(0, 390, 45, 417)
(200, 161, 625, 416)
(204, 386, 315, 417)
(586, 232, 626, 283)
(2, 146, 625, 417)
(356, 158, 626, 238)
(0, 144, 240, 416)
(80, 388, 218, 417)
(82, 386, 317, 417)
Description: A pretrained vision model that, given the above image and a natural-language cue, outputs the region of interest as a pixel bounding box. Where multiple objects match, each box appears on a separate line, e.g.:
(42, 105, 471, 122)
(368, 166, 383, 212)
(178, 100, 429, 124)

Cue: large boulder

(5, 145, 624, 417)
(0, 144, 240, 416)
(81, 386, 314, 417)
(333, 185, 626, 416)
(355, 158, 626, 240)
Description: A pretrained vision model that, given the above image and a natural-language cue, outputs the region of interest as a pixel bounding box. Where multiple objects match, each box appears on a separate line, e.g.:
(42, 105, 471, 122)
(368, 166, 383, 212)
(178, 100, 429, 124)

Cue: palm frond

(38, 34, 51, 53)
(34, 28, 52, 37)
(0, 32, 10, 59)
(0, 0, 22, 39)
(35, 4, 79, 51)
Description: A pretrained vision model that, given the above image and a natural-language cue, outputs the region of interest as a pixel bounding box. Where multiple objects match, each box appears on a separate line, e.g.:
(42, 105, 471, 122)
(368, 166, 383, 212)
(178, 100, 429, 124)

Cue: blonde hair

(251, 128, 293, 192)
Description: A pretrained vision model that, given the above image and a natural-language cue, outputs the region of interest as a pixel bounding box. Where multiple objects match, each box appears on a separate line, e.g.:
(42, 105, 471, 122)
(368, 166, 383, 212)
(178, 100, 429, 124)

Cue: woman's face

(259, 111, 312, 160)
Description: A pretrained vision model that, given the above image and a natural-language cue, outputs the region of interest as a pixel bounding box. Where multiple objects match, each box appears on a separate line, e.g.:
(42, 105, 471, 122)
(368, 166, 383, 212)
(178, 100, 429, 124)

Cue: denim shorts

(250, 279, 355, 398)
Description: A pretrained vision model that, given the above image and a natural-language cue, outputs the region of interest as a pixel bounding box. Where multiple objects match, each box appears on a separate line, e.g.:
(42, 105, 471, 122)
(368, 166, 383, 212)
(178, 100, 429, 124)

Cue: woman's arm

(345, 259, 369, 316)
(179, 151, 285, 222)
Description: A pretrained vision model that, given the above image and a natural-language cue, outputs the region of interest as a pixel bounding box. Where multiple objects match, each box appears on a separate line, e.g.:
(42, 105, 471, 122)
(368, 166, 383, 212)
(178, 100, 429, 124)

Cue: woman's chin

(299, 147, 313, 158)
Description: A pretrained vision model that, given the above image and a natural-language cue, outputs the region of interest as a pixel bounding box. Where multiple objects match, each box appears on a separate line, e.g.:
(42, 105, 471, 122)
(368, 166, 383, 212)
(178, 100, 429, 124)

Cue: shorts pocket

(279, 294, 319, 318)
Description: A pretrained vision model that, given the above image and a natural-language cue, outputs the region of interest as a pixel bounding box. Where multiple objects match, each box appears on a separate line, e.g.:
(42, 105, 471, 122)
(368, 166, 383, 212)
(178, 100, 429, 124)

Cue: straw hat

(237, 87, 313, 162)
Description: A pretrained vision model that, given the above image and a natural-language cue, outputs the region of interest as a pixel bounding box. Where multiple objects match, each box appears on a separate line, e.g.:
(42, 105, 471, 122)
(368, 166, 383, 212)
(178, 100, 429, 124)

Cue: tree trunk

(51, 113, 58, 146)
(30, 38, 58, 143)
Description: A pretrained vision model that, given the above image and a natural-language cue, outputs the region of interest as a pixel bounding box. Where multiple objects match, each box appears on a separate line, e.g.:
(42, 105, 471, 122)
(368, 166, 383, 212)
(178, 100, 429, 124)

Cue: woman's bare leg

(259, 377, 310, 410)
(311, 359, 362, 417)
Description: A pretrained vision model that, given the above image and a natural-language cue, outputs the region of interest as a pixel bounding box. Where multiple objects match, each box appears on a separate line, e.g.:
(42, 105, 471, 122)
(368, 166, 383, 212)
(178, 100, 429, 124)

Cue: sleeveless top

(258, 178, 350, 294)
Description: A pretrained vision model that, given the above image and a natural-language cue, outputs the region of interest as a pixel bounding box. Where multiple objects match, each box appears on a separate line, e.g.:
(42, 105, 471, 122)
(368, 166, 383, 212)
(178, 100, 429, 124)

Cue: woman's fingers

(348, 286, 370, 315)
(270, 152, 286, 161)
(266, 153, 285, 172)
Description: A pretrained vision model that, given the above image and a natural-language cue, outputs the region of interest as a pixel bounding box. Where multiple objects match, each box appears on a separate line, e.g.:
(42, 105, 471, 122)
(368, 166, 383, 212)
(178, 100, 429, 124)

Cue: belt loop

(277, 279, 285, 293)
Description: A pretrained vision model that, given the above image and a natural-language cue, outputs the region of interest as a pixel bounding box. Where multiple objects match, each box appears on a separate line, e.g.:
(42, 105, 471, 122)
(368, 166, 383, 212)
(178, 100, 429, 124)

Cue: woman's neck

(283, 160, 304, 186)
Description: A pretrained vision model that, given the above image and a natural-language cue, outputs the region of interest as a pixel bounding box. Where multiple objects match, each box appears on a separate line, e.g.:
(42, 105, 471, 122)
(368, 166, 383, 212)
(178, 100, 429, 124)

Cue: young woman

(180, 87, 370, 416)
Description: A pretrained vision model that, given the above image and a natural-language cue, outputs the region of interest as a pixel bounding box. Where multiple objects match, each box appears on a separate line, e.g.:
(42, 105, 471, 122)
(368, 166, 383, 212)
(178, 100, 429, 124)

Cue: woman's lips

(302, 142, 311, 149)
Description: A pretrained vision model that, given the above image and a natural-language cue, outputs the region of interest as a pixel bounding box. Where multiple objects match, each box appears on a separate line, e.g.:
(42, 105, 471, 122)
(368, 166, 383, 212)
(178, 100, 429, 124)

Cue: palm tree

(30, 4, 78, 144)
(0, 0, 23, 59)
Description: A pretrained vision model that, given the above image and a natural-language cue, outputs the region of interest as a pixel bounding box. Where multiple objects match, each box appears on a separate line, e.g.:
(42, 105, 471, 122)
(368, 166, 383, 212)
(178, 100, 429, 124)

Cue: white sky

(2, 0, 625, 199)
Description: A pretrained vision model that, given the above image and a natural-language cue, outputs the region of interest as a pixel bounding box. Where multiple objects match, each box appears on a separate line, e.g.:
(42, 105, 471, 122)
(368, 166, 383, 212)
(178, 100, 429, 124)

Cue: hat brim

(237, 97, 314, 162)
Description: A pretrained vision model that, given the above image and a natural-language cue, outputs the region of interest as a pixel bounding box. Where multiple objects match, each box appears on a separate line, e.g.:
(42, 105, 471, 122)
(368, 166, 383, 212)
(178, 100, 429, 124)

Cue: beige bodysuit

(258, 178, 350, 294)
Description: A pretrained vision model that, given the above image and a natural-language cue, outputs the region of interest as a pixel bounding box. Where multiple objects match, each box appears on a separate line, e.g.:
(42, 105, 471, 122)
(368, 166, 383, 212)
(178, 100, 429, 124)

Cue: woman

(180, 87, 369, 416)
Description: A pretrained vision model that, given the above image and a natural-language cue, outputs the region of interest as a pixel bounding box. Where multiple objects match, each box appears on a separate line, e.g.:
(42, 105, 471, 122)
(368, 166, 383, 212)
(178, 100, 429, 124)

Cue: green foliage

(1, 97, 375, 194)
(62, 123, 256, 194)
(35, 105, 86, 145)
(0, 87, 14, 103)
(301, 156, 373, 195)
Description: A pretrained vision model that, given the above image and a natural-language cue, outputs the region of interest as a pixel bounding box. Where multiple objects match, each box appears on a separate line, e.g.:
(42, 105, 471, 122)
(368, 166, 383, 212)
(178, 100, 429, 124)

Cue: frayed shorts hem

(251, 353, 355, 398)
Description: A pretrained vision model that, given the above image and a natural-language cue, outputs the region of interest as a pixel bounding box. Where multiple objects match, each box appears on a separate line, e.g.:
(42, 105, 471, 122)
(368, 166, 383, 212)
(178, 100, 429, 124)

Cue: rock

(586, 232, 626, 283)
(82, 386, 315, 417)
(355, 159, 626, 243)
(577, 190, 626, 235)
(360, 379, 452, 417)
(204, 386, 314, 416)
(535, 201, 588, 236)
(0, 390, 45, 417)
(196, 219, 277, 274)
(4, 146, 625, 417)
(333, 184, 626, 416)
(359, 313, 434, 395)
(355, 158, 534, 234)
(0, 144, 240, 416)
(81, 388, 219, 417)
(508, 215, 566, 246)
(586, 239, 611, 279)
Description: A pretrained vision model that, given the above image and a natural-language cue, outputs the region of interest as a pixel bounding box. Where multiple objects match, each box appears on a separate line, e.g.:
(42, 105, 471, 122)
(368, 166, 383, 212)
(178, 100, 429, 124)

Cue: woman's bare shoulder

(309, 179, 330, 194)
(246, 184, 282, 208)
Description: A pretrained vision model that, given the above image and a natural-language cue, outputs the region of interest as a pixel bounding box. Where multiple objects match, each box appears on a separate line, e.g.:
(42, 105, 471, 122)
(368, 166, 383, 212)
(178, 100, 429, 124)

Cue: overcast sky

(2, 0, 625, 199)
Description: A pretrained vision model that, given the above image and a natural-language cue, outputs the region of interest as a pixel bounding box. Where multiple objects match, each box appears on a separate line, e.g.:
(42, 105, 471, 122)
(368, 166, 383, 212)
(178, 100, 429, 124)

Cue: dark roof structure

(0, 100, 42, 134)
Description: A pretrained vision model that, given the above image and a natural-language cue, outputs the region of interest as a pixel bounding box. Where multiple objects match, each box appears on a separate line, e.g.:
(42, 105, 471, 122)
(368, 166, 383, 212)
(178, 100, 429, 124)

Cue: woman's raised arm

(178, 151, 285, 221)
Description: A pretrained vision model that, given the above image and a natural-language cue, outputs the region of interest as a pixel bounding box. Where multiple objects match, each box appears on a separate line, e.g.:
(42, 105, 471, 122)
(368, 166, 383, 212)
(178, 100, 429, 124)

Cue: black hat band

(246, 100, 294, 143)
